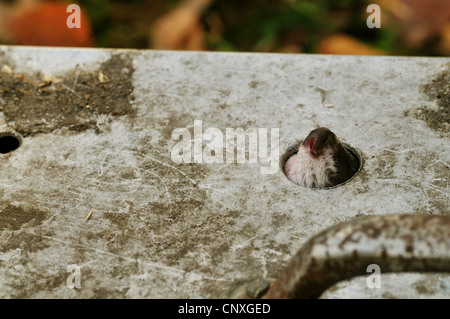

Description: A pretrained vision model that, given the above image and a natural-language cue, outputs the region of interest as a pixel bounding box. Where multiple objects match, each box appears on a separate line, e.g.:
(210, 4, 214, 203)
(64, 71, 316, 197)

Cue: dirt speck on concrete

(0, 230, 49, 253)
(374, 150, 397, 180)
(410, 64, 450, 136)
(0, 54, 135, 137)
(0, 203, 48, 231)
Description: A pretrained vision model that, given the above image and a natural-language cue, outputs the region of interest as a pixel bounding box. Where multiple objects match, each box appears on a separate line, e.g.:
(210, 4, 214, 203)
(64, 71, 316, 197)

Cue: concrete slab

(0, 46, 448, 298)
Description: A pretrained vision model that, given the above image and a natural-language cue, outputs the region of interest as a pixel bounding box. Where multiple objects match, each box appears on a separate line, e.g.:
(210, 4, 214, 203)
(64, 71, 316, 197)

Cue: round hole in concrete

(0, 132, 22, 154)
(281, 140, 363, 189)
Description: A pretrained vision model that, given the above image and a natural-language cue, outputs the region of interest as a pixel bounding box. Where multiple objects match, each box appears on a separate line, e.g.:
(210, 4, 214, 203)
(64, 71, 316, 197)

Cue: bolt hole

(0, 132, 22, 154)
(281, 140, 363, 189)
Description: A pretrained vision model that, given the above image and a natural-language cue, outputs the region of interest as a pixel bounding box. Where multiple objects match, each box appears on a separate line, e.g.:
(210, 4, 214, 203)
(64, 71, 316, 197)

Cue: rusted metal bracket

(263, 215, 450, 299)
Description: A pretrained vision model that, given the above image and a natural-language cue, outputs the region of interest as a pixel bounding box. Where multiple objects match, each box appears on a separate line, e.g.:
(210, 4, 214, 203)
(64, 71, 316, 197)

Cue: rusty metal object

(264, 215, 450, 299)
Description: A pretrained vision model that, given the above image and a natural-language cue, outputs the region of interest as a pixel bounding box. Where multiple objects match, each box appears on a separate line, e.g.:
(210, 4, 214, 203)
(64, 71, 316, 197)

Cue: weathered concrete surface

(0, 45, 448, 298)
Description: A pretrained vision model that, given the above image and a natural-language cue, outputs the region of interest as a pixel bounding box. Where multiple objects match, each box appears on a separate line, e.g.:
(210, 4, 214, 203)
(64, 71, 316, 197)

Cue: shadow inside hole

(0, 133, 22, 154)
(281, 140, 363, 189)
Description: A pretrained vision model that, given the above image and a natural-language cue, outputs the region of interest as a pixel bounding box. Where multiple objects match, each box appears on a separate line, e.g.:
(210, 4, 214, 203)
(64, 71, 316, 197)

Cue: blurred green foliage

(205, 0, 374, 52)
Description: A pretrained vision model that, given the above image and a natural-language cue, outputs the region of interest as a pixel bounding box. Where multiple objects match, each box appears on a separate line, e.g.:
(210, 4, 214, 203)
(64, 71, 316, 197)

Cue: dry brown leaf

(317, 34, 386, 56)
(380, 0, 450, 47)
(98, 71, 109, 83)
(38, 81, 51, 88)
(1, 65, 13, 74)
(151, 0, 212, 50)
(6, 0, 93, 47)
(278, 44, 302, 54)
(439, 23, 450, 54)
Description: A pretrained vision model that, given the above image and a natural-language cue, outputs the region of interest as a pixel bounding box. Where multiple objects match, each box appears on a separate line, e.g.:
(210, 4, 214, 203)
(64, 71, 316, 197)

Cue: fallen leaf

(7, 1, 94, 47)
(380, 0, 450, 47)
(152, 0, 212, 50)
(439, 23, 450, 54)
(317, 34, 386, 55)
(98, 70, 109, 83)
(38, 81, 51, 88)
(1, 65, 13, 74)
(43, 73, 61, 83)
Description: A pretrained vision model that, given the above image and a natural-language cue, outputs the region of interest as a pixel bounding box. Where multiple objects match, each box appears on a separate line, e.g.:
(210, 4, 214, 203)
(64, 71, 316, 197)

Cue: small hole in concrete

(0, 132, 22, 154)
(281, 140, 363, 189)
